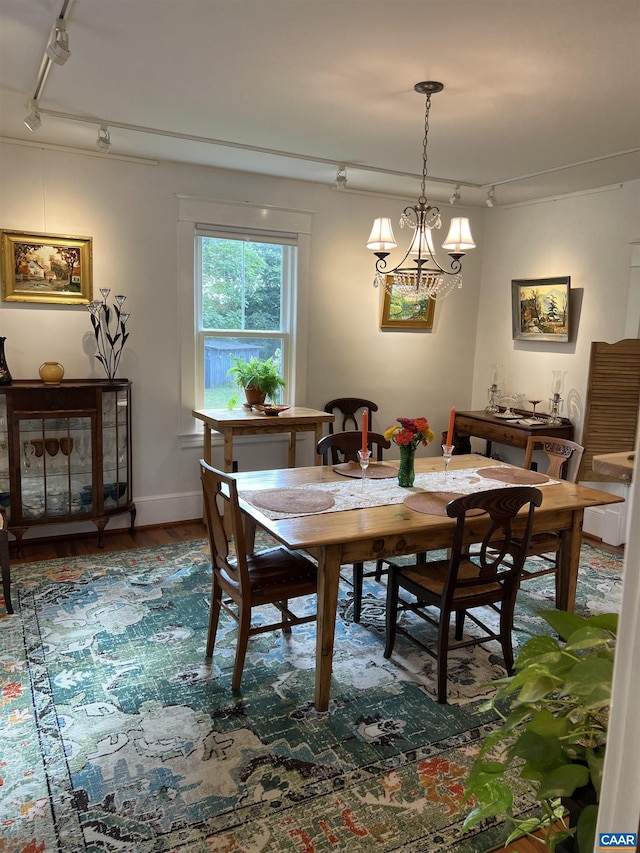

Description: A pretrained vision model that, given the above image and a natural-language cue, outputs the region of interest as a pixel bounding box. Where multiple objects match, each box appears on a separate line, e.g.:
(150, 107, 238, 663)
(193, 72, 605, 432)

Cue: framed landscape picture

(0, 229, 93, 305)
(380, 276, 436, 330)
(511, 276, 570, 342)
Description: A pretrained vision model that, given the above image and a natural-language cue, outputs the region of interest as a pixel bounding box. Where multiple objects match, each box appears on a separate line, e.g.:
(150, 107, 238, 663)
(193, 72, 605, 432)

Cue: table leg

(287, 430, 296, 468)
(314, 543, 341, 712)
(202, 425, 212, 465)
(223, 431, 234, 473)
(556, 509, 584, 612)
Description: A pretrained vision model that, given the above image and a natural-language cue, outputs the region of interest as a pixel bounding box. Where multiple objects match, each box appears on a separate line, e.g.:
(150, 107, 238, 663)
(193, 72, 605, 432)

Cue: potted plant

(227, 354, 286, 407)
(462, 609, 617, 853)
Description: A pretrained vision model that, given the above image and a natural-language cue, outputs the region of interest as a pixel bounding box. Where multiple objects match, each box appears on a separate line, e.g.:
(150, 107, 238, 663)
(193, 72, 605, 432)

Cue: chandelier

(366, 82, 476, 300)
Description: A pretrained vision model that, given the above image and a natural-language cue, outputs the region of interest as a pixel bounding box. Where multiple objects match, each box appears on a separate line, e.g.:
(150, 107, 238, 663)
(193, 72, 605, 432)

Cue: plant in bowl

(462, 609, 617, 853)
(227, 355, 286, 407)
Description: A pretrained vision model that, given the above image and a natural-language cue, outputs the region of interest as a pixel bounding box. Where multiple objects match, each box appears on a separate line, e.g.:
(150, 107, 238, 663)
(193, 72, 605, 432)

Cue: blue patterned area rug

(0, 539, 622, 853)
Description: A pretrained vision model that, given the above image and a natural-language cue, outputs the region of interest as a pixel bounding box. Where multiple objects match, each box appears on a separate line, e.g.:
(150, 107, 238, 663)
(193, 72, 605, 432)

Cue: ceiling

(1, 0, 639, 207)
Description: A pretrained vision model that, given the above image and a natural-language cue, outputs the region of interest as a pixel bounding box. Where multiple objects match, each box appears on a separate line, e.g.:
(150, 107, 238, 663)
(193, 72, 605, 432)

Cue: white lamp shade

(366, 218, 397, 252)
(442, 217, 476, 252)
(408, 226, 436, 255)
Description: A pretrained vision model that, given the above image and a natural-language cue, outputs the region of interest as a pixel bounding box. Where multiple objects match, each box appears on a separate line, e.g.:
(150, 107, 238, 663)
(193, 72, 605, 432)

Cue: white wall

(0, 140, 484, 528)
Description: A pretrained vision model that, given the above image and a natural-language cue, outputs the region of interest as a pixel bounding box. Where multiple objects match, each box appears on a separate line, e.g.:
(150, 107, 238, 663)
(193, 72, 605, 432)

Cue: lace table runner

(240, 466, 558, 520)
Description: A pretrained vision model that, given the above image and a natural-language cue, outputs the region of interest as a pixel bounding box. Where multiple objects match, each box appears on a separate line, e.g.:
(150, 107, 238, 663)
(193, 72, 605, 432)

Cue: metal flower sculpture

(86, 289, 131, 380)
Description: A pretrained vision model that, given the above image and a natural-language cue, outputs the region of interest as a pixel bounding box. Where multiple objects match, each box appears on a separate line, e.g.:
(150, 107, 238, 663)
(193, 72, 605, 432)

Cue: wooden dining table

(234, 453, 623, 712)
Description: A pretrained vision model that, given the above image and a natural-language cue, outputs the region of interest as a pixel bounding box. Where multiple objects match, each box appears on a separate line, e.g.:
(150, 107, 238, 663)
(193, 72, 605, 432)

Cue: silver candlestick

(548, 393, 563, 425)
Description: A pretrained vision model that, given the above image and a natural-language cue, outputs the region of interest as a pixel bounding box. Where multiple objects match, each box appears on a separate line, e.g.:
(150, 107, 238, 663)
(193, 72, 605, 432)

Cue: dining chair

(0, 513, 12, 614)
(517, 436, 585, 594)
(324, 397, 378, 434)
(316, 430, 391, 623)
(200, 459, 318, 690)
(384, 486, 542, 704)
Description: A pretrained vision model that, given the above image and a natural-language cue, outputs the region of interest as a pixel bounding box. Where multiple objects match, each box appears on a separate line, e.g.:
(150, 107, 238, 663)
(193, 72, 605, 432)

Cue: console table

(192, 406, 335, 472)
(454, 409, 574, 458)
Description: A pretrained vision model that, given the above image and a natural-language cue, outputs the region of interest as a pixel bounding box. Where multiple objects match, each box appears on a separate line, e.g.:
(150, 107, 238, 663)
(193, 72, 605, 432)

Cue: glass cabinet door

(102, 388, 130, 510)
(19, 414, 94, 521)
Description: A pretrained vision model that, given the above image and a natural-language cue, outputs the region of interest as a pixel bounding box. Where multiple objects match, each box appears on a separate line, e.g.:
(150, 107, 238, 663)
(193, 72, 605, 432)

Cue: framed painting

(511, 276, 570, 342)
(1, 229, 93, 305)
(380, 276, 436, 330)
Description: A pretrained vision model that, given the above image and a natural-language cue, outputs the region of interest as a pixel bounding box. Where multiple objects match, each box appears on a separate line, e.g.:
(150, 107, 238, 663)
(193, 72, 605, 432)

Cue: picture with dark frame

(511, 276, 570, 342)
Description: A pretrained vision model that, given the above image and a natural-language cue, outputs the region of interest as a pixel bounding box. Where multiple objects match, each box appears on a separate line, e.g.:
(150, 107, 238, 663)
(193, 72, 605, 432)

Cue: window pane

(200, 237, 284, 332)
(203, 337, 284, 408)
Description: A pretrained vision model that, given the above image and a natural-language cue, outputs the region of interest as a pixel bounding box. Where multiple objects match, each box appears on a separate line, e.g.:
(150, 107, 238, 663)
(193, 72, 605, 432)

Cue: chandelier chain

(419, 93, 431, 204)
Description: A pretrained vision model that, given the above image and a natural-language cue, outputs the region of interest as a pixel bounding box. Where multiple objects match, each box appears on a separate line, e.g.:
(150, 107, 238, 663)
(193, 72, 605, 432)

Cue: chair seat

(398, 559, 503, 600)
(521, 530, 560, 555)
(220, 547, 317, 600)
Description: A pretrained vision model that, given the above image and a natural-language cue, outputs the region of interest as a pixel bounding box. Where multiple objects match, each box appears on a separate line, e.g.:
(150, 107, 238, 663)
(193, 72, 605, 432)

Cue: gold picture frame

(1, 229, 93, 304)
(380, 276, 436, 330)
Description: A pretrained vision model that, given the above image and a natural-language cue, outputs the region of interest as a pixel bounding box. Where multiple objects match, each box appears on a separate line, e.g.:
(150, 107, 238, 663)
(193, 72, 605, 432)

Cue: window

(177, 195, 312, 440)
(196, 227, 295, 408)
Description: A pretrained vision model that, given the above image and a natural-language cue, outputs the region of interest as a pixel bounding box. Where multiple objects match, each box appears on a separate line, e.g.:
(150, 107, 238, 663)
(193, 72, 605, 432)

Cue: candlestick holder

(357, 449, 371, 489)
(548, 393, 564, 425)
(442, 444, 455, 482)
(485, 384, 501, 413)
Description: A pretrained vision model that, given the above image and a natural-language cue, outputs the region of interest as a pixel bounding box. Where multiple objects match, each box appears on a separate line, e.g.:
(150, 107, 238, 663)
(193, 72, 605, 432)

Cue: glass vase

(397, 444, 416, 488)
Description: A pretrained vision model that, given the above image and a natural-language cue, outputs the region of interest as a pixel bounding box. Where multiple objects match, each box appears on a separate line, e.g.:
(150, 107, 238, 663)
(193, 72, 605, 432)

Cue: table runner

(240, 465, 558, 520)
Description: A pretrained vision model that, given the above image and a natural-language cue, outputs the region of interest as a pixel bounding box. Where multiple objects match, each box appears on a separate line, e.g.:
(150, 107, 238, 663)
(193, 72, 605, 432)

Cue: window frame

(177, 195, 312, 444)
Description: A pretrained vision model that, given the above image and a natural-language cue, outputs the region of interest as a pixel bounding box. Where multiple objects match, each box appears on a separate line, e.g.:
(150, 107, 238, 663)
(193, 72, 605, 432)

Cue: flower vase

(397, 445, 416, 487)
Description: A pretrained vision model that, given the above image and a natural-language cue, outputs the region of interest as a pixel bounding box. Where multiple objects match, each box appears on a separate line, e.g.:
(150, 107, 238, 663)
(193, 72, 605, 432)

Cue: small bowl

(252, 404, 291, 417)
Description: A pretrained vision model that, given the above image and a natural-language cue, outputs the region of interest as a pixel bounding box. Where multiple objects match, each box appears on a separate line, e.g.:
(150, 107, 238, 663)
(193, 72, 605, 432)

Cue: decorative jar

(39, 361, 65, 385)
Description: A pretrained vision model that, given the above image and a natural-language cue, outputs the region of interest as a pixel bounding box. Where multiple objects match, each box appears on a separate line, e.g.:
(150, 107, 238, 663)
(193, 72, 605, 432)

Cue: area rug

(0, 539, 622, 853)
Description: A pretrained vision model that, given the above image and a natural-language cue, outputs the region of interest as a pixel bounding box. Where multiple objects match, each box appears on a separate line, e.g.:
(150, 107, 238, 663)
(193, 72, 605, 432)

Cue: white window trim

(177, 195, 313, 445)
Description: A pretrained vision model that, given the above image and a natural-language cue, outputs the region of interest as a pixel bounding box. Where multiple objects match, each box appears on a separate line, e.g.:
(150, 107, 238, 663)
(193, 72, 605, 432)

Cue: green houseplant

(227, 355, 286, 406)
(462, 609, 617, 853)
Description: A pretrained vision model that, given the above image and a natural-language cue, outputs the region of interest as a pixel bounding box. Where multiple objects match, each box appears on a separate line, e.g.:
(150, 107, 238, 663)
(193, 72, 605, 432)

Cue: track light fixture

(97, 125, 111, 153)
(486, 186, 497, 208)
(24, 102, 42, 132)
(46, 18, 70, 65)
(366, 82, 476, 300)
(335, 164, 347, 189)
(449, 184, 461, 206)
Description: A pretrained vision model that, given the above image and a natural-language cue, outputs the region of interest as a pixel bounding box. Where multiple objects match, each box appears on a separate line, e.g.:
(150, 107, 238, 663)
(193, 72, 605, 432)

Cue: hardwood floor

(8, 519, 208, 564)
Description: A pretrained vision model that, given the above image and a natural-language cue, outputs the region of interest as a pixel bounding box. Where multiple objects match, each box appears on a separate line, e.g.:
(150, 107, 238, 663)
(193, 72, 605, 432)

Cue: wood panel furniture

(234, 454, 622, 711)
(192, 406, 335, 472)
(324, 397, 378, 433)
(454, 409, 574, 458)
(384, 486, 542, 703)
(0, 380, 135, 554)
(577, 339, 640, 482)
(200, 460, 318, 690)
(592, 451, 634, 484)
(0, 512, 11, 613)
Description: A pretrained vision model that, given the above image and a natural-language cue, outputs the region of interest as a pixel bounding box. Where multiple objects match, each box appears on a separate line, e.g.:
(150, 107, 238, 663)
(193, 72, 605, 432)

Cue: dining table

(233, 452, 623, 712)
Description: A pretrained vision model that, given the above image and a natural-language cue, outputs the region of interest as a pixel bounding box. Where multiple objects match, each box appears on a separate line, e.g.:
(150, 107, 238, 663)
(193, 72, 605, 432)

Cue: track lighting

(449, 184, 461, 205)
(97, 125, 111, 153)
(46, 18, 70, 65)
(335, 164, 347, 189)
(24, 102, 41, 132)
(486, 186, 497, 208)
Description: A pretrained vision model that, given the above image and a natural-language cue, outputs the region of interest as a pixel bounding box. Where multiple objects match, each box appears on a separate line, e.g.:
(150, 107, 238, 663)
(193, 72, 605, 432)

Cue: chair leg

(0, 531, 12, 615)
(436, 613, 451, 704)
(205, 579, 222, 658)
(353, 562, 364, 623)
(499, 602, 515, 674)
(232, 603, 251, 691)
(374, 559, 385, 581)
(455, 609, 465, 640)
(281, 598, 291, 634)
(383, 570, 399, 659)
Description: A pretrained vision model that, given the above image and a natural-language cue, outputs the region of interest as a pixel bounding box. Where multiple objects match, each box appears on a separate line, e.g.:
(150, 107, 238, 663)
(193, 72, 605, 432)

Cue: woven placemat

(250, 488, 335, 514)
(403, 491, 485, 517)
(478, 466, 549, 485)
(333, 461, 398, 479)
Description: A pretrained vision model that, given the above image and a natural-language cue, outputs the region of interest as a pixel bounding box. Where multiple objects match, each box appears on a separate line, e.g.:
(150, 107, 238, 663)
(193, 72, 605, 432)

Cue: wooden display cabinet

(0, 379, 135, 553)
